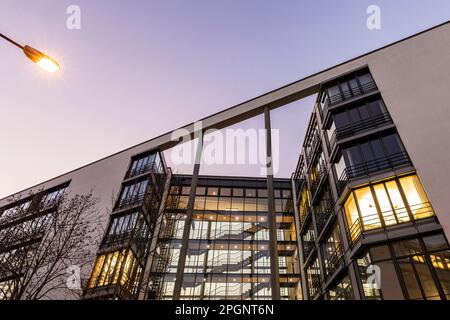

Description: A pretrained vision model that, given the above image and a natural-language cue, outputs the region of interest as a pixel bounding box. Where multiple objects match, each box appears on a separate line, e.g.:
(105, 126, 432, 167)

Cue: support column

(173, 131, 203, 300)
(264, 106, 281, 300)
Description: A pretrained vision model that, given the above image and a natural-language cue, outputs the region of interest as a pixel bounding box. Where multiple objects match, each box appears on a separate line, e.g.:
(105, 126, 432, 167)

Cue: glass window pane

(220, 188, 231, 196)
(429, 250, 450, 299)
(370, 244, 392, 262)
(399, 175, 434, 219)
(245, 189, 256, 197)
(377, 260, 404, 299)
(413, 256, 440, 300)
(423, 234, 449, 252)
(344, 193, 360, 241)
(382, 134, 404, 156)
(355, 187, 381, 230)
(258, 189, 268, 198)
(205, 197, 218, 211)
(207, 187, 219, 196)
(233, 188, 244, 197)
(398, 258, 422, 299)
(385, 181, 409, 223)
(393, 239, 422, 258)
(373, 184, 395, 226)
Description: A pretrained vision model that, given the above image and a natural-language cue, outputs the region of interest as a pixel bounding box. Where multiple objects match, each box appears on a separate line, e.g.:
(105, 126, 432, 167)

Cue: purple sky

(1, 0, 449, 198)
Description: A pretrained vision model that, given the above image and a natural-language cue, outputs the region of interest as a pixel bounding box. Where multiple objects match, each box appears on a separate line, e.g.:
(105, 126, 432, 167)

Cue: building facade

(1, 22, 450, 300)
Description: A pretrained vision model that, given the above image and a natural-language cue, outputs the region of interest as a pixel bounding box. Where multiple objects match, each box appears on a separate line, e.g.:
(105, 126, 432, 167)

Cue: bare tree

(0, 190, 102, 300)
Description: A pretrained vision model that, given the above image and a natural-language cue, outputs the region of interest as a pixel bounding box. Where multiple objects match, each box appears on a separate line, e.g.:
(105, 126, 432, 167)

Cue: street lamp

(0, 32, 60, 73)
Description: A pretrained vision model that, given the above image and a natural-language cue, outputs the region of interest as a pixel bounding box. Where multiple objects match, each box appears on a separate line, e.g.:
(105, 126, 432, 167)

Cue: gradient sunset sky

(1, 0, 449, 198)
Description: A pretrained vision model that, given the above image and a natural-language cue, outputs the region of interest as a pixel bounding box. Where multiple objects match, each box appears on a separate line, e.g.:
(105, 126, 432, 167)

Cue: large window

(324, 71, 376, 106)
(341, 133, 409, 178)
(332, 98, 389, 135)
(357, 233, 450, 300)
(117, 179, 149, 207)
(128, 151, 164, 177)
(88, 249, 143, 294)
(0, 200, 32, 224)
(344, 174, 434, 242)
(321, 223, 343, 276)
(327, 275, 353, 300)
(40, 186, 67, 210)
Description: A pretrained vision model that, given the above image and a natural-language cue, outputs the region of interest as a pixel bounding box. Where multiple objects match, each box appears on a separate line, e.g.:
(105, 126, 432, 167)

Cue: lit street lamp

(0, 32, 60, 73)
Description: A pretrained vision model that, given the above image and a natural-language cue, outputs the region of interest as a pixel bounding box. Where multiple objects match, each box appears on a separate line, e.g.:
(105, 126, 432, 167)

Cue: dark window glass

(370, 245, 391, 262)
(349, 108, 361, 123)
(361, 142, 375, 162)
(393, 239, 422, 258)
(333, 111, 350, 128)
(344, 145, 363, 168)
(358, 73, 374, 87)
(382, 134, 404, 155)
(398, 258, 423, 299)
(349, 79, 361, 96)
(413, 257, 440, 299)
(358, 104, 371, 120)
(370, 139, 385, 159)
(423, 234, 449, 252)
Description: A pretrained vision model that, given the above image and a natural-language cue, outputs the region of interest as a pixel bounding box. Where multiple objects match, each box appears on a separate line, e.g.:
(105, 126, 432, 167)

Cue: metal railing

(314, 200, 334, 234)
(336, 151, 412, 196)
(347, 201, 435, 244)
(309, 161, 328, 197)
(326, 80, 378, 108)
(328, 112, 392, 153)
(324, 244, 343, 276)
(300, 206, 312, 226)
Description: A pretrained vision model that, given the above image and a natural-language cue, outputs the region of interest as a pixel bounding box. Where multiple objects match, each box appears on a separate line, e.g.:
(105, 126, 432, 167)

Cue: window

(88, 249, 142, 290)
(0, 200, 32, 224)
(324, 71, 376, 106)
(341, 133, 408, 178)
(321, 223, 343, 275)
(129, 152, 158, 177)
(306, 257, 321, 298)
(357, 234, 450, 300)
(118, 180, 148, 206)
(328, 275, 353, 300)
(344, 175, 434, 242)
(41, 186, 67, 209)
(399, 175, 434, 219)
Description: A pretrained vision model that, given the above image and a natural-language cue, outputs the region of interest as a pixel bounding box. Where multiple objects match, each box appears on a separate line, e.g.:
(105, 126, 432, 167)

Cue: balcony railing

(117, 193, 146, 209)
(310, 161, 328, 197)
(328, 112, 393, 153)
(347, 201, 435, 244)
(324, 244, 343, 276)
(300, 206, 312, 226)
(305, 133, 321, 165)
(336, 151, 412, 196)
(303, 240, 315, 261)
(127, 161, 164, 179)
(314, 200, 334, 235)
(326, 80, 378, 108)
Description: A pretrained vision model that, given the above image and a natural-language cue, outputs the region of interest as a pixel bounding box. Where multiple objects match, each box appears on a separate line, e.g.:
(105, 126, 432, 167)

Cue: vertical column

(173, 129, 203, 300)
(291, 178, 308, 300)
(264, 106, 281, 300)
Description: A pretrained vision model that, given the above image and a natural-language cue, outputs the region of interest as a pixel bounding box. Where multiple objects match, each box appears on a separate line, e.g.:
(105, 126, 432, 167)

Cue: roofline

(2, 19, 449, 201)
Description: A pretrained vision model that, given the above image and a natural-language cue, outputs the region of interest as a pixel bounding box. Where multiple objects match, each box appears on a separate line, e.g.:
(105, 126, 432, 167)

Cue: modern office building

(1, 22, 450, 300)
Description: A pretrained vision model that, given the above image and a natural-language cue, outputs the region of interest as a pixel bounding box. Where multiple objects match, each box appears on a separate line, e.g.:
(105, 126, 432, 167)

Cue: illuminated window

(344, 175, 434, 241)
(88, 249, 141, 289)
(399, 175, 434, 219)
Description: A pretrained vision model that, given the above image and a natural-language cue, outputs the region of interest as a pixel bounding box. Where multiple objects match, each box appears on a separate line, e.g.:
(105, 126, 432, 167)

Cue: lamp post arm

(0, 33, 24, 49)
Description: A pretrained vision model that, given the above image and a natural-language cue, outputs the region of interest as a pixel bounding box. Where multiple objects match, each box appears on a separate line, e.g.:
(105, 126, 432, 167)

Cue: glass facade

(147, 177, 301, 300)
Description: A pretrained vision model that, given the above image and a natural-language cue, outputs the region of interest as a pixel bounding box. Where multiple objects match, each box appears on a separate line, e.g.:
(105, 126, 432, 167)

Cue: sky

(0, 0, 449, 198)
